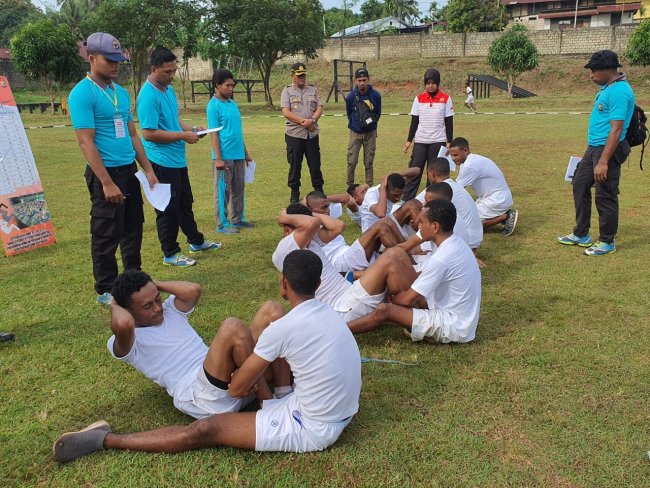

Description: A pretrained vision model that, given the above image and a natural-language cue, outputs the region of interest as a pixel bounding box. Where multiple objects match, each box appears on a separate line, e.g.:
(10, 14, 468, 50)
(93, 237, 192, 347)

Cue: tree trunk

(258, 61, 274, 109)
(44, 77, 56, 113)
(507, 74, 513, 99)
(179, 60, 189, 110)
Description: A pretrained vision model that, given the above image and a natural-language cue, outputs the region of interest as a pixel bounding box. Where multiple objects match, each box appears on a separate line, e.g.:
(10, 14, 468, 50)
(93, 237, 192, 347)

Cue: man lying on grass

(105, 270, 287, 419)
(54, 250, 361, 462)
(348, 199, 482, 344)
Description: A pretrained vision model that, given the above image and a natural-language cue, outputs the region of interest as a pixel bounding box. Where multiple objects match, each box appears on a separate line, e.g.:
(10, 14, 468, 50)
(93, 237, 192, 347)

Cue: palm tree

(383, 0, 419, 24)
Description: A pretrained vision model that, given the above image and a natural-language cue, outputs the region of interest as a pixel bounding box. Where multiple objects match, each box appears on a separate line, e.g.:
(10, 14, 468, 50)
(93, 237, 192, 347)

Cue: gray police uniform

(280, 84, 324, 193)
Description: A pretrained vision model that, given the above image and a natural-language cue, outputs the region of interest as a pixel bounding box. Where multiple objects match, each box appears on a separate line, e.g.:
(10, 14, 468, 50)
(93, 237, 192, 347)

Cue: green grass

(2, 92, 650, 487)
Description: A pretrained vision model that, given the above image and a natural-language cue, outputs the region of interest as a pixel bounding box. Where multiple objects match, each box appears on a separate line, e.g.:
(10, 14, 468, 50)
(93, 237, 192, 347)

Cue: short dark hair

(150, 47, 176, 67)
(449, 137, 470, 151)
(423, 199, 456, 232)
(425, 182, 453, 201)
(212, 69, 234, 88)
(387, 173, 406, 190)
(428, 157, 450, 177)
(346, 184, 360, 196)
(286, 202, 312, 216)
(282, 250, 322, 295)
(305, 190, 327, 208)
(111, 270, 153, 308)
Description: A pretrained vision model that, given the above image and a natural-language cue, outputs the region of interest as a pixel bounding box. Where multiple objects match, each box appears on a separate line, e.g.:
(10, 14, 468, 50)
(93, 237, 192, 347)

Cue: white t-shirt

(456, 153, 513, 209)
(254, 298, 361, 423)
(445, 178, 483, 248)
(415, 192, 470, 246)
(347, 208, 362, 226)
(410, 91, 454, 144)
(466, 86, 473, 95)
(360, 184, 392, 232)
(410, 234, 481, 342)
(272, 233, 351, 308)
(107, 296, 206, 398)
(323, 234, 348, 260)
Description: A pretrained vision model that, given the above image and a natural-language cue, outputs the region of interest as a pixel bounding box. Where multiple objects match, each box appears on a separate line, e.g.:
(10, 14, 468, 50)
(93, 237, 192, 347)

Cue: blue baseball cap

(86, 32, 126, 62)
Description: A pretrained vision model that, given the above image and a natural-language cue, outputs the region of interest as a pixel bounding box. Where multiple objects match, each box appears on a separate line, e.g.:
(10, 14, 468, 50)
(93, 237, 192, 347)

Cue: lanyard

(86, 75, 118, 112)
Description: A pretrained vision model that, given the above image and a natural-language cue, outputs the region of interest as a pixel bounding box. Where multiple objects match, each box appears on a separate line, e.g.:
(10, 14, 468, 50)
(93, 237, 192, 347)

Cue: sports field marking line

(22, 111, 590, 130)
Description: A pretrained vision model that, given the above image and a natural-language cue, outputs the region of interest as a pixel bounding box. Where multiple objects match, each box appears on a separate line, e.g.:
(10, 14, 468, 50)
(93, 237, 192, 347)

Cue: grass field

(2, 85, 650, 487)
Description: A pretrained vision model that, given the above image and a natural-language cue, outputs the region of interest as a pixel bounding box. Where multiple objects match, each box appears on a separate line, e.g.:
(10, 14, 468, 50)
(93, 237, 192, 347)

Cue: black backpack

(626, 105, 649, 170)
(355, 95, 379, 130)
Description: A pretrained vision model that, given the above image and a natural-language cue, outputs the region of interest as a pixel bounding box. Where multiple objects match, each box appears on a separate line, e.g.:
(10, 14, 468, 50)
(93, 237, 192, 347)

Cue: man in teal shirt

(137, 47, 221, 266)
(68, 32, 158, 305)
(558, 50, 635, 256)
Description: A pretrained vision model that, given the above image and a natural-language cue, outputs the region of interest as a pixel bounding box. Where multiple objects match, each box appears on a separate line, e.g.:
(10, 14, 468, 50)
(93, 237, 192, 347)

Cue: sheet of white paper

(135, 171, 171, 211)
(244, 160, 256, 184)
(196, 127, 223, 136)
(437, 146, 456, 172)
(565, 156, 581, 182)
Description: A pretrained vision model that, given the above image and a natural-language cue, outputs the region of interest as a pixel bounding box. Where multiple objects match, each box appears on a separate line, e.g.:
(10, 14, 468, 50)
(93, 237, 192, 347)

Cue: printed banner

(0, 76, 56, 256)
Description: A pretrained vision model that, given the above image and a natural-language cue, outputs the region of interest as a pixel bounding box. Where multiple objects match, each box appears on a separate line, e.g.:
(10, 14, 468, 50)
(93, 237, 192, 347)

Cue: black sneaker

(0, 332, 15, 342)
(502, 209, 519, 236)
(53, 420, 112, 463)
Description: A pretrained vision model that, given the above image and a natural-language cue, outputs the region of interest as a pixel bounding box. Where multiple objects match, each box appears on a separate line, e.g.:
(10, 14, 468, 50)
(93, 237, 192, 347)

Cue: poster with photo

(0, 76, 56, 256)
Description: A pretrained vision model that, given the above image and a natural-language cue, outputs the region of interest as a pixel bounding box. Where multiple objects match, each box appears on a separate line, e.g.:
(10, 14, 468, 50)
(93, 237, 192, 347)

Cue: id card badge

(114, 115, 126, 139)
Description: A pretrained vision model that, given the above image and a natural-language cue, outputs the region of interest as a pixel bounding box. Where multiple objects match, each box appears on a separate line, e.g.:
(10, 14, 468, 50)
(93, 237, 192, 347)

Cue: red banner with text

(0, 76, 56, 256)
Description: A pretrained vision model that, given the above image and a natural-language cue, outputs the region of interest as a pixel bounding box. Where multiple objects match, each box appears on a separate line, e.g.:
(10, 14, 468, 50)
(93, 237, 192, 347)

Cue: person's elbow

(187, 282, 202, 302)
(140, 129, 155, 142)
(228, 382, 249, 398)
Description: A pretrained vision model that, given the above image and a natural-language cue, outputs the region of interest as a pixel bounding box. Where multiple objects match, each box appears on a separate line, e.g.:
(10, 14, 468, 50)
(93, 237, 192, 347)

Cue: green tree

(53, 0, 92, 38)
(445, 0, 507, 33)
(86, 0, 185, 95)
(625, 20, 650, 66)
(10, 19, 83, 111)
(170, 0, 207, 108)
(487, 24, 538, 98)
(211, 0, 325, 108)
(360, 0, 385, 22)
(324, 7, 361, 37)
(0, 0, 43, 46)
(383, 0, 419, 23)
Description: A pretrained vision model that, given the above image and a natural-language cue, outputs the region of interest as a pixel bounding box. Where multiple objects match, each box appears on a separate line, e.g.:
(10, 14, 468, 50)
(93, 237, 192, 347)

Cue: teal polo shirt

(206, 96, 245, 160)
(68, 77, 135, 167)
(588, 80, 635, 147)
(136, 82, 186, 168)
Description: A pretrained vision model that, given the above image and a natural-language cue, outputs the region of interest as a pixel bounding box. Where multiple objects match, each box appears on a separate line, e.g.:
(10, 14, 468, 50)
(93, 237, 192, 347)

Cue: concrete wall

(274, 25, 638, 68)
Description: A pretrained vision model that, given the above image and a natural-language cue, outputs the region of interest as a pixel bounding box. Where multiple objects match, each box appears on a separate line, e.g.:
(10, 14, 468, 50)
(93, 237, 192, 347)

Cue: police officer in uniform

(280, 63, 324, 203)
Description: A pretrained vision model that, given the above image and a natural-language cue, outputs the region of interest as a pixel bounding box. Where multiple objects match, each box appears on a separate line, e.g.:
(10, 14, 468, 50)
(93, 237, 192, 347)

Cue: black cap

(584, 50, 622, 70)
(424, 68, 441, 86)
(355, 68, 369, 79)
(291, 62, 307, 75)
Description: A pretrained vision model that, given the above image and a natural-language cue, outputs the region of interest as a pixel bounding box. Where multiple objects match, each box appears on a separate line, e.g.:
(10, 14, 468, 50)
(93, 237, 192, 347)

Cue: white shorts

(255, 393, 353, 452)
(476, 196, 511, 220)
(330, 239, 369, 272)
(173, 366, 248, 419)
(334, 279, 386, 322)
(465, 95, 475, 104)
(411, 308, 473, 343)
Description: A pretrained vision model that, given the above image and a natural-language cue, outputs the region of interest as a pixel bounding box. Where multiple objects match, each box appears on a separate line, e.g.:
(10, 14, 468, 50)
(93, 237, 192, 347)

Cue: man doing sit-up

(53, 250, 361, 461)
(305, 190, 404, 273)
(349, 199, 482, 343)
(104, 271, 280, 419)
(273, 203, 416, 322)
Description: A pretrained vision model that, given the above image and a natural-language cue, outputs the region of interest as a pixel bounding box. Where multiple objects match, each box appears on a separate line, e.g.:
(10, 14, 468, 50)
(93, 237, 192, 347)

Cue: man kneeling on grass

(54, 250, 361, 462)
(348, 199, 482, 344)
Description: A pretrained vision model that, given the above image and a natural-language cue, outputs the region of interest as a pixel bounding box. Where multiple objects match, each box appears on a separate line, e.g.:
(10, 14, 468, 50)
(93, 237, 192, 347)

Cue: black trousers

(403, 141, 446, 201)
(286, 134, 324, 192)
(151, 163, 205, 257)
(572, 142, 630, 244)
(85, 163, 144, 295)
